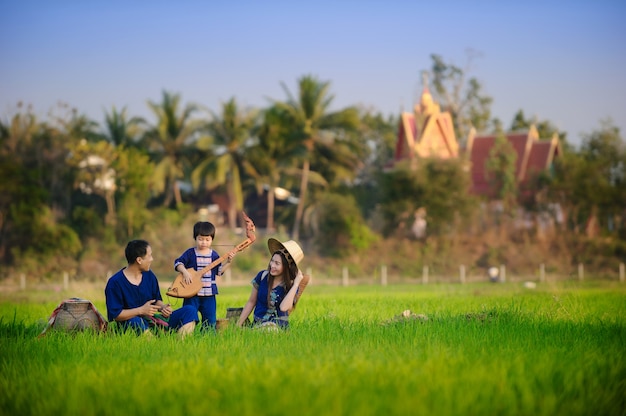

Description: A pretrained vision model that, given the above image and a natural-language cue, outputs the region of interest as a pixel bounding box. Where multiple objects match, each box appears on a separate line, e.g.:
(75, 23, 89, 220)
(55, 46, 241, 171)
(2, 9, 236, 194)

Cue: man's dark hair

(193, 222, 216, 239)
(125, 240, 149, 264)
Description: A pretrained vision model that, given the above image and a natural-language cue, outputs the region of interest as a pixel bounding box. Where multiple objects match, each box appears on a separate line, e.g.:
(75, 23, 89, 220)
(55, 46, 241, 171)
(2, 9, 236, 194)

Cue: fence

(3, 262, 625, 293)
(295, 262, 626, 286)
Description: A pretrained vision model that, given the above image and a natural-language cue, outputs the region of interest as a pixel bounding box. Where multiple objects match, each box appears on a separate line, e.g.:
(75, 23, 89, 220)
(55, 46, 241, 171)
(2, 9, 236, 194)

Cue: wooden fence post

(540, 264, 545, 283)
(459, 265, 466, 284)
(619, 263, 624, 283)
(578, 263, 584, 281)
(381, 265, 387, 286)
(63, 272, 69, 291)
(500, 265, 506, 283)
(342, 267, 349, 286)
(20, 273, 26, 290)
(422, 266, 429, 285)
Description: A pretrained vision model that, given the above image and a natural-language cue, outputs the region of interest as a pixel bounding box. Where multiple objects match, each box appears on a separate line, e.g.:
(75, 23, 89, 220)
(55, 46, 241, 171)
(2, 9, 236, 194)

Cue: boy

(105, 240, 197, 337)
(174, 221, 233, 330)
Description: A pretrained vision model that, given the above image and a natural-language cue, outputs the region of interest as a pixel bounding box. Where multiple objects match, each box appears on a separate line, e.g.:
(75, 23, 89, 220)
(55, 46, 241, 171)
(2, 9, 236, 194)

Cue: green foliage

(1, 74, 625, 276)
(378, 162, 424, 236)
(0, 106, 90, 265)
(550, 121, 625, 236)
(192, 97, 259, 228)
(419, 159, 476, 234)
(312, 192, 377, 257)
(570, 235, 626, 267)
(510, 109, 566, 141)
(0, 163, 46, 261)
(66, 139, 118, 225)
(102, 106, 146, 147)
(485, 131, 518, 210)
(273, 74, 361, 239)
(245, 104, 303, 230)
(144, 90, 205, 208)
(378, 159, 475, 237)
(31, 207, 82, 257)
(150, 206, 188, 227)
(429, 53, 493, 138)
(0, 160, 81, 269)
(114, 146, 155, 239)
(71, 205, 106, 239)
(10, 205, 82, 278)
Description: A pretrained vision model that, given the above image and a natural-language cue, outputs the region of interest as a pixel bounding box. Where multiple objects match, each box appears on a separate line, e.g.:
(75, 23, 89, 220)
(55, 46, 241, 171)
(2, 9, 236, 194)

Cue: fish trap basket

(225, 307, 251, 326)
(39, 298, 107, 337)
(226, 307, 244, 321)
(54, 300, 103, 331)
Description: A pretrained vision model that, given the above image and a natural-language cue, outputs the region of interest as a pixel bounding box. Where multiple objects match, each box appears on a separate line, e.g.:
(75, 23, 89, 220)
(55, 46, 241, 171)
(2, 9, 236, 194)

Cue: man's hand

(160, 304, 172, 318)
(142, 300, 160, 316)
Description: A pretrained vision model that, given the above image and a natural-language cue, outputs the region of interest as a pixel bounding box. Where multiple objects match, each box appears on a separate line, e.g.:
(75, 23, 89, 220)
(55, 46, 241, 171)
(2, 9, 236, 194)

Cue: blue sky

(1, 0, 625, 147)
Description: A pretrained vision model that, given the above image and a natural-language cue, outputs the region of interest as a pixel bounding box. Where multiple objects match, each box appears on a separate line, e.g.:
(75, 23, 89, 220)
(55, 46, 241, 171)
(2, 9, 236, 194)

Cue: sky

(1, 0, 625, 148)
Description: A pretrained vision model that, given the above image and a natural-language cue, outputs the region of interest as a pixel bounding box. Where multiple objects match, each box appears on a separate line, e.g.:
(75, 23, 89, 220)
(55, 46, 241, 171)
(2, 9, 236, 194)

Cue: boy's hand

(182, 270, 193, 284)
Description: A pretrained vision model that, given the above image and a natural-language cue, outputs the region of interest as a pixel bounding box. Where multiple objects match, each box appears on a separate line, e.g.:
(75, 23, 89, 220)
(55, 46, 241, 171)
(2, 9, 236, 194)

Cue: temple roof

(465, 127, 560, 197)
(391, 77, 561, 199)
(394, 85, 459, 162)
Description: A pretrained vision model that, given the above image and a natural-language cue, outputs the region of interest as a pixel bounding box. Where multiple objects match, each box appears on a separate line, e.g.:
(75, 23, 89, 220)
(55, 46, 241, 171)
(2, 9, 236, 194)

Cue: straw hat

(267, 238, 304, 272)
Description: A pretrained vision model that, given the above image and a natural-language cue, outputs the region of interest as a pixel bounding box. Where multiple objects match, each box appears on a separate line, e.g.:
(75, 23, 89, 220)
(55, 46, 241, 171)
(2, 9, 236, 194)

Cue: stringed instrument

(166, 212, 256, 299)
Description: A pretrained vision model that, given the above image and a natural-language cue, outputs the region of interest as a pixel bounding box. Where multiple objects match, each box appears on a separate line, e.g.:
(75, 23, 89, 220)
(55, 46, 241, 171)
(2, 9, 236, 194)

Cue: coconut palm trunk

(104, 190, 116, 226)
(292, 158, 310, 240)
(227, 181, 238, 229)
(267, 186, 276, 232)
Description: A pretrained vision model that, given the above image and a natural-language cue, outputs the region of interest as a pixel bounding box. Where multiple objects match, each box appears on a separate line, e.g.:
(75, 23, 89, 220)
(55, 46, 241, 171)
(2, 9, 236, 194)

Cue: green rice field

(1, 281, 625, 416)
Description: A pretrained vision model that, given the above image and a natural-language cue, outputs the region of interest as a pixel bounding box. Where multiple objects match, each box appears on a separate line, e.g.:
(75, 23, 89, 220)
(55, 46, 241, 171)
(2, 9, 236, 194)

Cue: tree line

(1, 55, 625, 277)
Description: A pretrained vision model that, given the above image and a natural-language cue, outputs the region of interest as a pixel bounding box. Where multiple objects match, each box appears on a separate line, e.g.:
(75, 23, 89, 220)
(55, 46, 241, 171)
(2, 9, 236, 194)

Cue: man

(105, 239, 197, 337)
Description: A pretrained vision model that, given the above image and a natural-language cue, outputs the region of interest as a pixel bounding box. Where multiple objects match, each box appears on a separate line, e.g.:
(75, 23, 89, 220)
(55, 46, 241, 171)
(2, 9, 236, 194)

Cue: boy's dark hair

(125, 240, 149, 264)
(193, 221, 216, 239)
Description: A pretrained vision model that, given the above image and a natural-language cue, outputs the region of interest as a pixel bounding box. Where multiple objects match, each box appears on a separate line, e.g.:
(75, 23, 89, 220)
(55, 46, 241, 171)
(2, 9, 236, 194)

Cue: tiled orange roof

(523, 138, 559, 180)
(466, 130, 559, 197)
(394, 113, 417, 161)
(468, 135, 496, 197)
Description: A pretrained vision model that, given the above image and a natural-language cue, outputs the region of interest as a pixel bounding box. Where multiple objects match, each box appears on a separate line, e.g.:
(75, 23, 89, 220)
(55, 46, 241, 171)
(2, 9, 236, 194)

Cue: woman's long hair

(266, 251, 296, 307)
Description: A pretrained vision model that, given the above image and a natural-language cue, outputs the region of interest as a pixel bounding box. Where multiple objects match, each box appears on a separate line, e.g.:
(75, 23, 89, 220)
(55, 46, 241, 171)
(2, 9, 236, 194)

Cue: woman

(237, 238, 305, 329)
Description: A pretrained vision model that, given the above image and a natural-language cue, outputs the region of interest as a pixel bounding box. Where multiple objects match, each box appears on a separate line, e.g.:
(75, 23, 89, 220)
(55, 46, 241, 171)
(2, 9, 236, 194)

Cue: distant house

(391, 85, 561, 201)
(465, 125, 561, 199)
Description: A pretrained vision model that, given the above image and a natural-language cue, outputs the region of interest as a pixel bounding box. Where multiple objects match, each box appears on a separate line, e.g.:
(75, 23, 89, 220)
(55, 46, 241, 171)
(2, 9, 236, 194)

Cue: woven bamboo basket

(226, 307, 243, 321)
(53, 300, 101, 331)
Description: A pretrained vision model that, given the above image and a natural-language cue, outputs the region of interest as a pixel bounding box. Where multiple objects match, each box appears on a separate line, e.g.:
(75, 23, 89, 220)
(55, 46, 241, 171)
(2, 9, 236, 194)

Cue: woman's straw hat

(267, 238, 304, 271)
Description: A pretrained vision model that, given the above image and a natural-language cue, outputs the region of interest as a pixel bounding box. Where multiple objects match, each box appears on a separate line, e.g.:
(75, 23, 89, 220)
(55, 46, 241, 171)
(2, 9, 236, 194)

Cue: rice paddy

(1, 281, 624, 415)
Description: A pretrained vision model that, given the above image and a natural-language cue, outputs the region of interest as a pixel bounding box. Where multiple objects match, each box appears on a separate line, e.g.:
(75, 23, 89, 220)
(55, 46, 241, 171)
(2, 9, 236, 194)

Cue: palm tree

(272, 75, 360, 240)
(247, 105, 302, 231)
(144, 91, 204, 208)
(102, 106, 145, 147)
(192, 97, 258, 229)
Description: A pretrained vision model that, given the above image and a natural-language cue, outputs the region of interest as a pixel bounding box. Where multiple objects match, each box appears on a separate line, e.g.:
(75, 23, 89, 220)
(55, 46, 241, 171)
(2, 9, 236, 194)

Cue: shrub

(312, 193, 378, 257)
